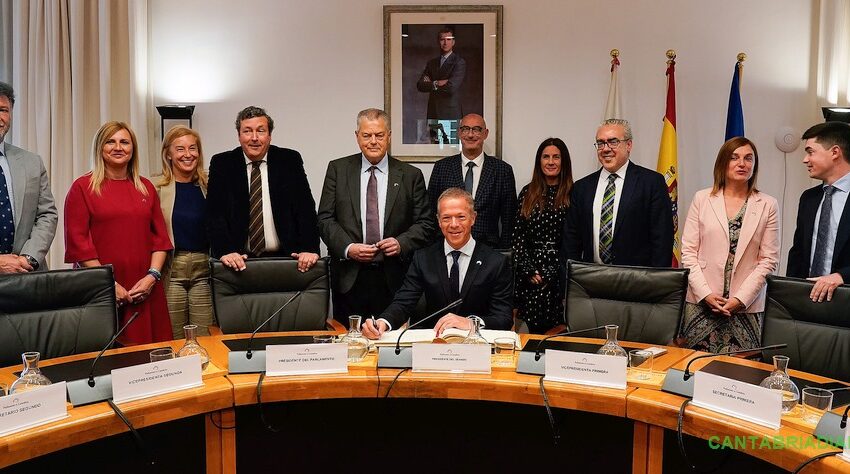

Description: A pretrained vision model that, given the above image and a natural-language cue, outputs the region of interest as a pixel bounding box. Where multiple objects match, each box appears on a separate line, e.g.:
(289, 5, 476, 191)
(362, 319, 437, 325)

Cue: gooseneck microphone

(682, 343, 788, 380)
(394, 298, 463, 355)
(533, 325, 609, 361)
(246, 291, 302, 359)
(87, 312, 140, 387)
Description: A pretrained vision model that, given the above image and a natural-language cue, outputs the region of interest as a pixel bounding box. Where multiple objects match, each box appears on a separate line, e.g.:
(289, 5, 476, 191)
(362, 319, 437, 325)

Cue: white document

(112, 355, 203, 404)
(412, 343, 492, 373)
(692, 371, 782, 429)
(0, 382, 68, 436)
(543, 350, 627, 389)
(265, 343, 348, 376)
(374, 328, 520, 348)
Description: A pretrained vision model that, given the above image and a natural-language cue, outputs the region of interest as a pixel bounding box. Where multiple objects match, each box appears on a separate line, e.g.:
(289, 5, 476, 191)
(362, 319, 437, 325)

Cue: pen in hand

(371, 316, 380, 336)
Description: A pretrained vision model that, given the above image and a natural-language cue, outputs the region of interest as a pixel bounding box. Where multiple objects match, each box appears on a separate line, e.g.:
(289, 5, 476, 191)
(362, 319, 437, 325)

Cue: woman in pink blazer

(679, 137, 780, 352)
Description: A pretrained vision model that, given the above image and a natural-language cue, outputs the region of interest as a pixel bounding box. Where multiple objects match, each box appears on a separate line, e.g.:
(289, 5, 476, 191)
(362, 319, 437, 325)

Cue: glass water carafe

(339, 315, 369, 362)
(9, 352, 52, 394)
(596, 325, 628, 357)
(759, 355, 800, 413)
(177, 324, 210, 371)
(462, 316, 488, 344)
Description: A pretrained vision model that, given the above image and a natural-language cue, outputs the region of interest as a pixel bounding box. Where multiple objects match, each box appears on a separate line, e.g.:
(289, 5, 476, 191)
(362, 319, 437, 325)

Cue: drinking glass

(312, 335, 335, 344)
(492, 337, 516, 367)
(150, 348, 175, 363)
(801, 387, 833, 425)
(628, 349, 654, 380)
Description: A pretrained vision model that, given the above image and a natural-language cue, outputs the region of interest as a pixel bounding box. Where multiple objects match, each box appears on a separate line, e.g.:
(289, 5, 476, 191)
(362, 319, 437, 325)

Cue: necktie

(599, 174, 617, 264)
(449, 250, 461, 299)
(810, 185, 836, 277)
(464, 162, 475, 196)
(248, 161, 265, 256)
(440, 55, 447, 67)
(365, 166, 380, 245)
(0, 154, 13, 254)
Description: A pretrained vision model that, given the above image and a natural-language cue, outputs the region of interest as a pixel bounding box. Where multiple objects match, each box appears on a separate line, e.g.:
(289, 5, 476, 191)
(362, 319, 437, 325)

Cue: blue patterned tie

(599, 174, 617, 264)
(449, 250, 461, 299)
(810, 185, 836, 277)
(464, 162, 475, 196)
(0, 153, 14, 254)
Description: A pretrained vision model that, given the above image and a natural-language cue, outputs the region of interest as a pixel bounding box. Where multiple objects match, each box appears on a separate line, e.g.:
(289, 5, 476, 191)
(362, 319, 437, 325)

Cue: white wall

(149, 0, 819, 270)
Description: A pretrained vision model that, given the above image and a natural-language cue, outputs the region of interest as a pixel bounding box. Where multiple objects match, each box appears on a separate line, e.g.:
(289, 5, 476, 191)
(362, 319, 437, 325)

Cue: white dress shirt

(810, 171, 850, 274)
(460, 152, 485, 198)
(244, 153, 280, 253)
(592, 159, 630, 263)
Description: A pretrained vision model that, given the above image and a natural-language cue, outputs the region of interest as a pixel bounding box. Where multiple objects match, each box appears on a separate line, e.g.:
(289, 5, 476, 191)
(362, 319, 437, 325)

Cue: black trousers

(332, 264, 394, 327)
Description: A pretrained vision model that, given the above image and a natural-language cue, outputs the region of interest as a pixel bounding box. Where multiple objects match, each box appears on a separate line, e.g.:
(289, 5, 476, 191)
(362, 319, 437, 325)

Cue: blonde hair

(158, 125, 208, 192)
(89, 121, 147, 196)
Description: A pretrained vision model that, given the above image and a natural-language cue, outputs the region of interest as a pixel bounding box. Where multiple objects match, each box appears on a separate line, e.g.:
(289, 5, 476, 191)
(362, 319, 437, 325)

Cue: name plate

(412, 343, 491, 373)
(0, 382, 68, 436)
(265, 343, 348, 376)
(112, 355, 203, 404)
(543, 350, 627, 389)
(692, 371, 781, 429)
(842, 424, 850, 463)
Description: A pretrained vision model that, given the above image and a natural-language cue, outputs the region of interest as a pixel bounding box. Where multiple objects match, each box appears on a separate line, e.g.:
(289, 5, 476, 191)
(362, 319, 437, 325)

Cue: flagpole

(604, 49, 621, 120)
(657, 49, 679, 267)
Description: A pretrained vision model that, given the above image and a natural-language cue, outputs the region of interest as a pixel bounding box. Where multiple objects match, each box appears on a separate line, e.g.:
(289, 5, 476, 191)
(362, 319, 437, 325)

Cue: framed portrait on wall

(383, 5, 503, 163)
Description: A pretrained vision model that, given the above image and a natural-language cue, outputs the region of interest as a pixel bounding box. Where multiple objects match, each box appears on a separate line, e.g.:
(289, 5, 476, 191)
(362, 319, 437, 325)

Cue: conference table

(0, 332, 847, 473)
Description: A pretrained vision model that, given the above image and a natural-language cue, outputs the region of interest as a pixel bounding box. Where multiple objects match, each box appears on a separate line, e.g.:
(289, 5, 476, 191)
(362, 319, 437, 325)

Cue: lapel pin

(393, 182, 399, 187)
(476, 260, 482, 265)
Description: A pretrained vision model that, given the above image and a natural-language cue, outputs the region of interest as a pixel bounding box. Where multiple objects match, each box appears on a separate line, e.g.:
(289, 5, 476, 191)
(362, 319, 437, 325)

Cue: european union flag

(725, 62, 744, 140)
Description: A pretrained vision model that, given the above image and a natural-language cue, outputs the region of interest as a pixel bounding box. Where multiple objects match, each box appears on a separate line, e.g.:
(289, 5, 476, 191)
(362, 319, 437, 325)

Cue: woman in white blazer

(679, 137, 780, 352)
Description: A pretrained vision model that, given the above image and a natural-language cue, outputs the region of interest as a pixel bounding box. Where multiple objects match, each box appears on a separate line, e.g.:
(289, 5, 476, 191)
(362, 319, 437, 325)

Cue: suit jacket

(206, 145, 319, 258)
(317, 153, 434, 294)
(681, 189, 779, 312)
(416, 53, 466, 120)
(4, 143, 57, 269)
(787, 183, 850, 281)
(428, 154, 517, 249)
(562, 161, 673, 267)
(380, 240, 513, 330)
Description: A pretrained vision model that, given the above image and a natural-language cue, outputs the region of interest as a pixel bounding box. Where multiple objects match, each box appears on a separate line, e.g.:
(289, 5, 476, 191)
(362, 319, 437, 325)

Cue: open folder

(372, 328, 520, 348)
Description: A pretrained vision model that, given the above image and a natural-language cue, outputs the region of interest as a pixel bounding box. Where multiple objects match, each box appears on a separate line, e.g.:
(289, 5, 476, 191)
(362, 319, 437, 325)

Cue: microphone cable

(676, 399, 730, 473)
(107, 398, 158, 470)
(538, 375, 561, 447)
(791, 451, 841, 474)
(256, 372, 280, 433)
(383, 368, 409, 398)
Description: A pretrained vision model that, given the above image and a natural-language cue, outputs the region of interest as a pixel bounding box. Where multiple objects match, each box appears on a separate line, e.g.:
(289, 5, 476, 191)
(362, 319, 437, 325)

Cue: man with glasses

(207, 106, 320, 272)
(427, 113, 517, 249)
(0, 81, 57, 273)
(318, 108, 434, 324)
(562, 119, 673, 267)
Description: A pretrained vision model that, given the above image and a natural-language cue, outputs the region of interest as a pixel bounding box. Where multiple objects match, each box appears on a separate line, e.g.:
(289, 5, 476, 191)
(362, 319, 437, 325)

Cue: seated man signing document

(362, 188, 513, 339)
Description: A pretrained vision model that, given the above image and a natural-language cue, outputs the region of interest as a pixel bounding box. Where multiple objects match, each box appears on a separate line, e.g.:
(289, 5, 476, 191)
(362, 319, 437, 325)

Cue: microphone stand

(377, 298, 463, 368)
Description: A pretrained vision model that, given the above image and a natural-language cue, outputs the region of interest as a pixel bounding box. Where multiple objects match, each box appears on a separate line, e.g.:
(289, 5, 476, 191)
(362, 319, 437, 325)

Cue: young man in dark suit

(427, 113, 517, 249)
(207, 106, 319, 272)
(318, 108, 434, 323)
(787, 121, 850, 303)
(416, 26, 466, 124)
(362, 187, 513, 338)
(562, 119, 673, 268)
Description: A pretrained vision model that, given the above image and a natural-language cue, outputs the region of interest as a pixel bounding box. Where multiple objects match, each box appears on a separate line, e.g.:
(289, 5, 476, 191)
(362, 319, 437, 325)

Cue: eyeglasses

(459, 126, 484, 135)
(593, 138, 628, 150)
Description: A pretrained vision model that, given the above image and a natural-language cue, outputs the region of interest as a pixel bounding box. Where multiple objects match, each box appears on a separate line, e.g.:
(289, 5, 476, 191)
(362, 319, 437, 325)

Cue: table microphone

(682, 343, 788, 380)
(533, 325, 609, 361)
(394, 298, 463, 355)
(245, 291, 302, 359)
(87, 312, 140, 387)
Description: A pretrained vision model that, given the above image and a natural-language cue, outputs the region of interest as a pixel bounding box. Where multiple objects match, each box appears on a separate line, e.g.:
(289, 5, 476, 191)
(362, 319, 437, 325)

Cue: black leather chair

(761, 275, 850, 381)
(211, 257, 330, 333)
(564, 260, 689, 345)
(0, 266, 117, 366)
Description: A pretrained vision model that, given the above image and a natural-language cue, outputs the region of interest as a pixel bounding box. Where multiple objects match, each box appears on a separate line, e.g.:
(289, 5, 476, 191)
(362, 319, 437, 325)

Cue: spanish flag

(656, 53, 680, 267)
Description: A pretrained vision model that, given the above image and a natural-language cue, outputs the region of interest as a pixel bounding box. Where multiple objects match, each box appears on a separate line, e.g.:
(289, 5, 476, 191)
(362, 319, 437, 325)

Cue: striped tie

(248, 161, 265, 256)
(599, 174, 617, 264)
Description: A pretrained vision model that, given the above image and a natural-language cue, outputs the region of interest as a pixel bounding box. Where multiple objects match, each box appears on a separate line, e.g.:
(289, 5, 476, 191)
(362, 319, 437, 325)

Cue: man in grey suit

(0, 81, 57, 273)
(318, 108, 434, 324)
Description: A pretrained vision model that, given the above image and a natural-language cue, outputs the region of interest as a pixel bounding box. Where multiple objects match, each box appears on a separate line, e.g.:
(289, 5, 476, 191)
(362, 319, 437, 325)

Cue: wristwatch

(22, 254, 39, 270)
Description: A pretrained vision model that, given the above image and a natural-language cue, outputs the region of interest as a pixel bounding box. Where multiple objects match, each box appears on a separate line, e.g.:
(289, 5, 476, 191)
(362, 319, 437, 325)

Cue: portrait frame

(383, 5, 503, 163)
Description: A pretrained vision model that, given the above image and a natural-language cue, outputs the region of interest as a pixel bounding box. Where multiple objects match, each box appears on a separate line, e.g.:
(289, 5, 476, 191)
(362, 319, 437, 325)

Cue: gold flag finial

(610, 49, 620, 58)
(666, 50, 677, 60)
(737, 52, 747, 62)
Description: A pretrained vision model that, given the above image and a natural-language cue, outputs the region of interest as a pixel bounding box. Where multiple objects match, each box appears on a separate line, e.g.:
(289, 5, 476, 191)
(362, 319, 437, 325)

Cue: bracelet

(147, 268, 162, 281)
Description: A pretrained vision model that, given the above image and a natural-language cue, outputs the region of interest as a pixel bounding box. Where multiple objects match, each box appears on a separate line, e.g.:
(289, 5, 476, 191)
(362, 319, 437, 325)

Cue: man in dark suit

(362, 188, 513, 338)
(787, 121, 850, 303)
(207, 106, 319, 272)
(428, 113, 517, 249)
(0, 81, 57, 273)
(562, 119, 673, 268)
(318, 108, 434, 323)
(416, 26, 466, 123)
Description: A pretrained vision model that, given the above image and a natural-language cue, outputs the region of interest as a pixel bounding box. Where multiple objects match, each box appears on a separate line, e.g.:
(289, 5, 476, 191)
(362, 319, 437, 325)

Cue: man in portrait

(416, 26, 466, 144)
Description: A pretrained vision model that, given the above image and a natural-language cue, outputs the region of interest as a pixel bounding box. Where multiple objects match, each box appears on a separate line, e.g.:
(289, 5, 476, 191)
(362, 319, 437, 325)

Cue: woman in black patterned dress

(512, 138, 573, 333)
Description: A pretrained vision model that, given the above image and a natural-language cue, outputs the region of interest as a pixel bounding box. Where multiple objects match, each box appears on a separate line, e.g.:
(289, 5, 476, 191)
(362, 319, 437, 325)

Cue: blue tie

(0, 153, 14, 254)
(449, 250, 461, 299)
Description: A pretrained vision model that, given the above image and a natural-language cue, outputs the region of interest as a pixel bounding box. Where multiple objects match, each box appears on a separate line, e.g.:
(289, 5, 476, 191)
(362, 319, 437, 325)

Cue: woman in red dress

(65, 121, 173, 344)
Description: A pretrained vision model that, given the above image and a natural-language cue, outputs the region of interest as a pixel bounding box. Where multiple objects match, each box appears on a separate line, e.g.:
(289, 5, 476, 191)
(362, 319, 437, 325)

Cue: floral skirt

(679, 302, 762, 353)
